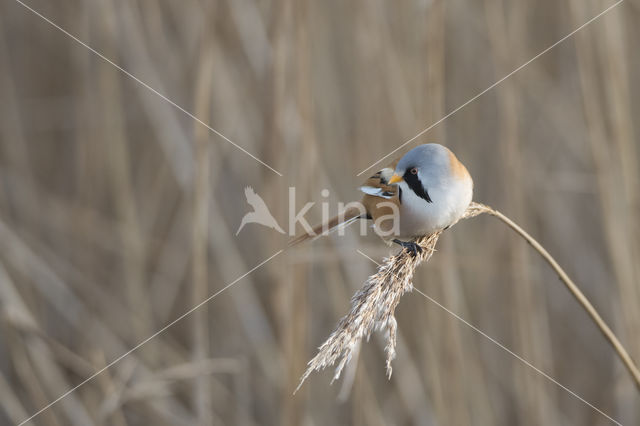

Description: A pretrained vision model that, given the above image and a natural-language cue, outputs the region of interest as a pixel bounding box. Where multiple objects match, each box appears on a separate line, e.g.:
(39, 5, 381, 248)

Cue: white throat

(396, 176, 471, 239)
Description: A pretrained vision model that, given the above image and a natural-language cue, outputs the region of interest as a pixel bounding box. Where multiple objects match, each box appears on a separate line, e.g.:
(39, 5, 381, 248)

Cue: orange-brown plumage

(448, 150, 471, 181)
(288, 159, 400, 247)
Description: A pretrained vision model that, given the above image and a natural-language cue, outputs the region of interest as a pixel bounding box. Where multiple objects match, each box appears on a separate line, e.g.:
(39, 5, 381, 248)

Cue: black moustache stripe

(403, 171, 432, 203)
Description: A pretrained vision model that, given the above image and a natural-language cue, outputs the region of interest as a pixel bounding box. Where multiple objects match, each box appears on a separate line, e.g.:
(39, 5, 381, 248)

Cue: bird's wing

(358, 158, 399, 199)
(358, 159, 403, 235)
(359, 185, 395, 199)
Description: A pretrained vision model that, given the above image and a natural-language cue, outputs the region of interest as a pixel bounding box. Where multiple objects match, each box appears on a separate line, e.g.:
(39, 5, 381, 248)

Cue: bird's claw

(393, 239, 423, 257)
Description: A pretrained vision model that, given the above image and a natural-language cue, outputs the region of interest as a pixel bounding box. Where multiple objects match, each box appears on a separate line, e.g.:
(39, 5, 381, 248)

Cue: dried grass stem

(479, 203, 640, 391)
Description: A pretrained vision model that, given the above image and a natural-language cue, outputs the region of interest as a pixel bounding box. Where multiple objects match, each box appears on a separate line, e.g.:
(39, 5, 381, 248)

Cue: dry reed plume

(296, 203, 486, 390)
(297, 202, 640, 393)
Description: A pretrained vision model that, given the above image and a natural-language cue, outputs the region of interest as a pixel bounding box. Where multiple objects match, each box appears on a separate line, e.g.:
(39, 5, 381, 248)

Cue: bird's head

(387, 144, 455, 202)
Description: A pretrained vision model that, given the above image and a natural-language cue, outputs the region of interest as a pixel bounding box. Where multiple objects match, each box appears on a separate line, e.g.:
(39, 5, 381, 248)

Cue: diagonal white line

(12, 0, 283, 177)
(356, 249, 622, 426)
(355, 0, 624, 176)
(17, 249, 283, 426)
(410, 287, 622, 425)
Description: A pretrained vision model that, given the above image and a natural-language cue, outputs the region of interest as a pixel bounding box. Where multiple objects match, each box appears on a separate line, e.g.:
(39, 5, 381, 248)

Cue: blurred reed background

(0, 0, 639, 425)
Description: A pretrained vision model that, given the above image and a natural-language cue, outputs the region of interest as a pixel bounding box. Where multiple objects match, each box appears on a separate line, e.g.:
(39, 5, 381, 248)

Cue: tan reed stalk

(477, 203, 640, 391)
(297, 202, 640, 393)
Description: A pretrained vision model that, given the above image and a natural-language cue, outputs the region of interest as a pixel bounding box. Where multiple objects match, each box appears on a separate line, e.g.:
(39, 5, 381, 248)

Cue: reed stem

(472, 202, 640, 391)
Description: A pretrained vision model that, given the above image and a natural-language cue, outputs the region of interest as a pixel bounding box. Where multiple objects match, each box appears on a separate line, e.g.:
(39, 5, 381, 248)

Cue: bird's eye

(410, 168, 418, 175)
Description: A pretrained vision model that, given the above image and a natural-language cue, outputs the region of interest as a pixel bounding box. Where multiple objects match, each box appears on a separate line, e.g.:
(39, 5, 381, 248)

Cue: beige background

(0, 0, 638, 425)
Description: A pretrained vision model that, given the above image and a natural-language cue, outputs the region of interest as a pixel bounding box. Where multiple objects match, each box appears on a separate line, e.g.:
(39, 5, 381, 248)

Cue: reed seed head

(296, 203, 489, 392)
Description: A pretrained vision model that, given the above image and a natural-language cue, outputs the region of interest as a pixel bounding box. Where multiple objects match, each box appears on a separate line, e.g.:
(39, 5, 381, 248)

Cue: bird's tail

(287, 206, 365, 248)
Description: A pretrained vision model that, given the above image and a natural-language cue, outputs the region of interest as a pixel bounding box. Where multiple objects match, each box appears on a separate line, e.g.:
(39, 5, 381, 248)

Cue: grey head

(389, 144, 453, 203)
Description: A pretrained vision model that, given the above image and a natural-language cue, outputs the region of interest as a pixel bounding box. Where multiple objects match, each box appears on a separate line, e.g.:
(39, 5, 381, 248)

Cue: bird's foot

(392, 239, 423, 257)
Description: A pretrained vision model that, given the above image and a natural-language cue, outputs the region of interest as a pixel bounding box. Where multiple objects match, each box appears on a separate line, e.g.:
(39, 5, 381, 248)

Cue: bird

(289, 143, 473, 255)
(236, 186, 285, 235)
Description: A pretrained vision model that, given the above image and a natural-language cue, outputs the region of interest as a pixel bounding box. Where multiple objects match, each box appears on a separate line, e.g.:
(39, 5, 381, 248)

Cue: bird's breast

(396, 178, 472, 238)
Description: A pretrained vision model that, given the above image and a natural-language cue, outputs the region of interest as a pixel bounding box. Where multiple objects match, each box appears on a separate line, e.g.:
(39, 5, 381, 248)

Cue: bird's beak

(388, 174, 403, 184)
